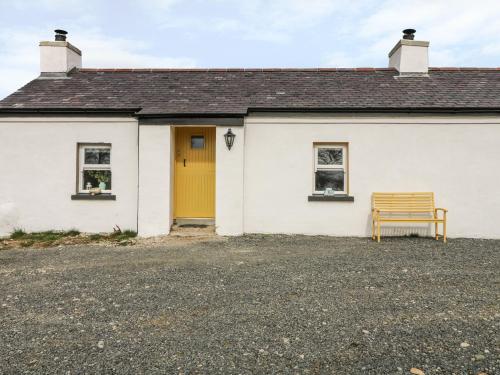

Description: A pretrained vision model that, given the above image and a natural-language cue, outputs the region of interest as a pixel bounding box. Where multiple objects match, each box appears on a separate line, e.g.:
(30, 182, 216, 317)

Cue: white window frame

(78, 144, 112, 194)
(313, 144, 348, 195)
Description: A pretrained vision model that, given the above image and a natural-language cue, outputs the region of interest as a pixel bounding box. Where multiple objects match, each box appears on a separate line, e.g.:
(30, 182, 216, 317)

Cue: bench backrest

(372, 192, 435, 213)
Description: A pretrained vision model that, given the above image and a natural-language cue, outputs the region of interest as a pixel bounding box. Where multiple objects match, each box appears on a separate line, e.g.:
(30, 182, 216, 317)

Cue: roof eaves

(247, 107, 500, 114)
(136, 112, 246, 118)
(0, 107, 141, 115)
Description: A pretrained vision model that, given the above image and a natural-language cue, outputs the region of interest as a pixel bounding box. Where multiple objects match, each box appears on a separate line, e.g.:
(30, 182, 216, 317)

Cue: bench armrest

(435, 208, 448, 220)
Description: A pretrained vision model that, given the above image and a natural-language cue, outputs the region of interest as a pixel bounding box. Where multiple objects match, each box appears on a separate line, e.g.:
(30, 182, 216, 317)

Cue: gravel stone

(410, 368, 425, 375)
(0, 235, 499, 374)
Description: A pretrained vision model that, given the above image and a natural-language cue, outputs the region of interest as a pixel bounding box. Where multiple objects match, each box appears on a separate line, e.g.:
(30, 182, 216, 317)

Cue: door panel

(174, 127, 215, 218)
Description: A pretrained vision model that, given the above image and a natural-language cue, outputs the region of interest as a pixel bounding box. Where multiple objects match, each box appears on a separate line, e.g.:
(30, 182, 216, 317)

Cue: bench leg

(377, 220, 381, 243)
(435, 221, 439, 240)
(372, 218, 375, 240)
(443, 214, 447, 243)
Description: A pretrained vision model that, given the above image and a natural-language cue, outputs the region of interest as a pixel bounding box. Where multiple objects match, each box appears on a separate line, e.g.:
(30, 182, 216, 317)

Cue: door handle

(183, 158, 186, 167)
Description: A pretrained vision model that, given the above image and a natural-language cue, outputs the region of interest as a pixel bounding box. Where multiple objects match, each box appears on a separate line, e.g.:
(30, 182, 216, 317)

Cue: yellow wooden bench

(372, 192, 448, 243)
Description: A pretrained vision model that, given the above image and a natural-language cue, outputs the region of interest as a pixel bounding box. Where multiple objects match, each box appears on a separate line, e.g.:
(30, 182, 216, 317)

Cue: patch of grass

(110, 230, 137, 242)
(28, 231, 60, 242)
(10, 230, 81, 244)
(65, 229, 80, 237)
(122, 230, 137, 238)
(11, 228, 26, 239)
(5, 228, 137, 250)
(20, 240, 35, 248)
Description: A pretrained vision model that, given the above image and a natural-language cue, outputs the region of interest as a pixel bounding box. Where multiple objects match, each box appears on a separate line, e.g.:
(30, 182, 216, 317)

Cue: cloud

(482, 43, 500, 56)
(136, 0, 183, 22)
(0, 0, 194, 97)
(1, 0, 500, 99)
(0, 29, 41, 99)
(153, 0, 493, 69)
(72, 29, 196, 68)
(237, 0, 344, 29)
(8, 0, 87, 11)
(0, 27, 196, 99)
(0, 68, 39, 100)
(146, 0, 180, 10)
(159, 0, 362, 43)
(354, 0, 500, 66)
(324, 52, 360, 68)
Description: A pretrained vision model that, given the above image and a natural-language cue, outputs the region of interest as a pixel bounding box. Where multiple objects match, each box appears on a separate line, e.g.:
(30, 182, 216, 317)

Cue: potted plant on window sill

(87, 171, 110, 192)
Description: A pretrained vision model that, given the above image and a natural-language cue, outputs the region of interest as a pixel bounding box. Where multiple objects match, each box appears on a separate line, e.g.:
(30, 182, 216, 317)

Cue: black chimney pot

(402, 29, 416, 40)
(54, 29, 68, 41)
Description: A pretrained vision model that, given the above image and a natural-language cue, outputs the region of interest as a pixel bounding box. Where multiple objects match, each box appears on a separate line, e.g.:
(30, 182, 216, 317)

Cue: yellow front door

(174, 127, 215, 218)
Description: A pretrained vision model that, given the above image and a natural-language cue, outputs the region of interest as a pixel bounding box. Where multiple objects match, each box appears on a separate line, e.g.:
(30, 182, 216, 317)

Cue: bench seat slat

(378, 211, 435, 213)
(375, 201, 434, 204)
(376, 207, 435, 210)
(378, 218, 444, 222)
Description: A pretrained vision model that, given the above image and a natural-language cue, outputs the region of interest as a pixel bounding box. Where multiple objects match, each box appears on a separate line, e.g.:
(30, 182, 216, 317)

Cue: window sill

(71, 194, 116, 201)
(308, 195, 354, 202)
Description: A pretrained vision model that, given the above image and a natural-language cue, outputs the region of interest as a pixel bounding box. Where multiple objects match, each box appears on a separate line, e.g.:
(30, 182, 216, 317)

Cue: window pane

(315, 170, 344, 191)
(84, 148, 110, 164)
(317, 148, 343, 165)
(191, 136, 204, 149)
(83, 170, 112, 190)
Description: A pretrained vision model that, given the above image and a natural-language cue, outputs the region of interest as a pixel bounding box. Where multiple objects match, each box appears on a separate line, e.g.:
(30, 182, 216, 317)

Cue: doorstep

(170, 218, 216, 237)
(174, 218, 215, 226)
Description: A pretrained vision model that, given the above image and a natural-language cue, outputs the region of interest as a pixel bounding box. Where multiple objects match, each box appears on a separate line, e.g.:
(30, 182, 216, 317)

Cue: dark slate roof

(1, 67, 499, 116)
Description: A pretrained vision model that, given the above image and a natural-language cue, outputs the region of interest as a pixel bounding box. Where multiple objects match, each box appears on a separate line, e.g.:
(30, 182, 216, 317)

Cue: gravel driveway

(1, 235, 499, 374)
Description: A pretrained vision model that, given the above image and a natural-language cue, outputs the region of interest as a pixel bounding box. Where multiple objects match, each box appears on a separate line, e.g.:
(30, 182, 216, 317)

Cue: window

(78, 144, 112, 193)
(191, 135, 205, 149)
(314, 144, 348, 194)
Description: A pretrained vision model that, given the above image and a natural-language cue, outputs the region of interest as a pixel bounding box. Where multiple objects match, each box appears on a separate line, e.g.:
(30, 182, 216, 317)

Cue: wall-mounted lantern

(224, 128, 236, 150)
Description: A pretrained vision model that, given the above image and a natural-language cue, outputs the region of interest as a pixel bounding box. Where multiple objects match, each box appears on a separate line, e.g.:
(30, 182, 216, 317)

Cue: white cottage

(1, 30, 499, 238)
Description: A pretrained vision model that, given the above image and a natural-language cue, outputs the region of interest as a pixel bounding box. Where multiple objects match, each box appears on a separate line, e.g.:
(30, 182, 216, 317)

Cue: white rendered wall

(216, 126, 245, 235)
(243, 115, 500, 239)
(138, 125, 173, 237)
(0, 117, 138, 236)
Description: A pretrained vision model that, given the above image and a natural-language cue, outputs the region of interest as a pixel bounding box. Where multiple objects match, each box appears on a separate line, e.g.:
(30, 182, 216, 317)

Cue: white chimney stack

(39, 30, 82, 74)
(388, 29, 429, 75)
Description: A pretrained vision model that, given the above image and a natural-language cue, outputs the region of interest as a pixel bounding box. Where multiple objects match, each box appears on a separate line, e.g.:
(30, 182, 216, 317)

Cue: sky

(0, 0, 499, 99)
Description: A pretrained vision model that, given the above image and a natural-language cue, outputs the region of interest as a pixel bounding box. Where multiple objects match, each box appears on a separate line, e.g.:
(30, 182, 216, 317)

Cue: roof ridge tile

(77, 67, 403, 73)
